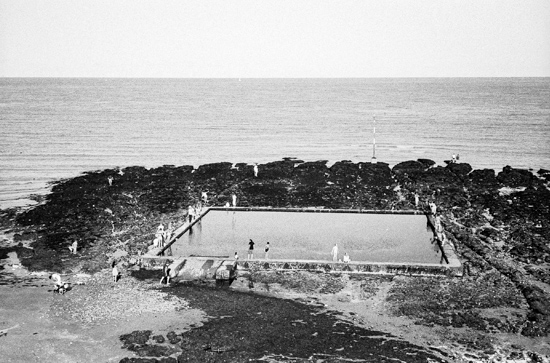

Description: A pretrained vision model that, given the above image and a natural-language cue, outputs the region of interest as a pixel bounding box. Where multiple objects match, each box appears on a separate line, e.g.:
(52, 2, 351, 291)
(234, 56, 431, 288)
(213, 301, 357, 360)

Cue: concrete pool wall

(148, 207, 462, 278)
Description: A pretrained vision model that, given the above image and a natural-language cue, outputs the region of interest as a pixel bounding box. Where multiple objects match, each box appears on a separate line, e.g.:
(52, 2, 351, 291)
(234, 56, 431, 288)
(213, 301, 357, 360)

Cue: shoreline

(2, 159, 549, 211)
(1, 157, 549, 362)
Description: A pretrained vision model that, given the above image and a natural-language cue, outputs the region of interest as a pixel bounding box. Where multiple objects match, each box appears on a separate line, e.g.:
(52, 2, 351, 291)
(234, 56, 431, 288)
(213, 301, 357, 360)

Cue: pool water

(171, 210, 441, 264)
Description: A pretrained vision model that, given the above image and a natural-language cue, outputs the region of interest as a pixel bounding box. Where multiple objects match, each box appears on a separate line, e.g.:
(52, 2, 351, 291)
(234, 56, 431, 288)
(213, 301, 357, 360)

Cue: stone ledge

(239, 259, 462, 277)
(139, 256, 462, 278)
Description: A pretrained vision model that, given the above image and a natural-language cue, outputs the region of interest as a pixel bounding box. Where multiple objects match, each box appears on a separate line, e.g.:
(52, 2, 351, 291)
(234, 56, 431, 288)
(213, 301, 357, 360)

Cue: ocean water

(1, 78, 549, 209)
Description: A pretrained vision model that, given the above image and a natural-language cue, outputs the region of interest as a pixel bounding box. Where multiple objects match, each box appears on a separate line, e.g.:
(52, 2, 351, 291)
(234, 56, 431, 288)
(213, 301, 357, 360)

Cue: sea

(1, 78, 549, 209)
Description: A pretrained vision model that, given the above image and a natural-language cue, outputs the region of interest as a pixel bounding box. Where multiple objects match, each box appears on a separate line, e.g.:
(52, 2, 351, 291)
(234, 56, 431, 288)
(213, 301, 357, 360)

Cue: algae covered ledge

(1, 157, 550, 362)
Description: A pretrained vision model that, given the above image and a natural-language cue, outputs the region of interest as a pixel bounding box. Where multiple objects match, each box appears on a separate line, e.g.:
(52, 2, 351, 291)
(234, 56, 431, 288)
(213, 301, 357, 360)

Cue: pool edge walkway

(141, 255, 463, 278)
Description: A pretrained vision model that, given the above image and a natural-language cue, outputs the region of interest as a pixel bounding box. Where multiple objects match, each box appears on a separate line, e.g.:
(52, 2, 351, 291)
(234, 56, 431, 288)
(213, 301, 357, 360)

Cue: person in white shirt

(331, 244, 338, 262)
(343, 253, 351, 263)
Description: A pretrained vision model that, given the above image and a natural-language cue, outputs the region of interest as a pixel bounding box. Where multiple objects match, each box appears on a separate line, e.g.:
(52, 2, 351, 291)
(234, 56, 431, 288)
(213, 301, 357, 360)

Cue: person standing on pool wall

(331, 243, 338, 262)
(264, 241, 270, 259)
(248, 239, 255, 259)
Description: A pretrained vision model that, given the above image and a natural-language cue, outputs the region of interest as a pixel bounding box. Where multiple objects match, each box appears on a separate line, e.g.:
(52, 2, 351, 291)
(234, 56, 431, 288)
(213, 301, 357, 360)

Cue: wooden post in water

(371, 115, 377, 164)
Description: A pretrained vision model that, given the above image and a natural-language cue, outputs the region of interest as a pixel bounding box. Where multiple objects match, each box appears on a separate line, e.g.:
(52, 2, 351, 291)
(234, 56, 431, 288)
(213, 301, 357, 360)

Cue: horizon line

(2, 76, 550, 80)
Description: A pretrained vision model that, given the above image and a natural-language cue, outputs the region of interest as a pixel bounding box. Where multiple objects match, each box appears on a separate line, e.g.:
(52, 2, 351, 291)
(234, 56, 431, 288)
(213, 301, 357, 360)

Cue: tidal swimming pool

(170, 209, 441, 264)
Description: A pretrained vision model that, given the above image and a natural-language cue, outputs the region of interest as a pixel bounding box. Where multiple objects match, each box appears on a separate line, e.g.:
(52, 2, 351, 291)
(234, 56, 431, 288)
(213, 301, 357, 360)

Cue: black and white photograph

(1, 1, 549, 362)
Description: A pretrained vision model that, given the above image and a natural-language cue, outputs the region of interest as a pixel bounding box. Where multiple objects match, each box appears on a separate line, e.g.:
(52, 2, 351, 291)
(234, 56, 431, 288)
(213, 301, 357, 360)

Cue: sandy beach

(1, 158, 550, 362)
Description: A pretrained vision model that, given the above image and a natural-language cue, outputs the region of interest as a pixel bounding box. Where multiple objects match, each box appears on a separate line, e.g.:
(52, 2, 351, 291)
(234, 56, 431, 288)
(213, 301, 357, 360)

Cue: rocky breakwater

(391, 160, 550, 338)
(1, 157, 549, 360)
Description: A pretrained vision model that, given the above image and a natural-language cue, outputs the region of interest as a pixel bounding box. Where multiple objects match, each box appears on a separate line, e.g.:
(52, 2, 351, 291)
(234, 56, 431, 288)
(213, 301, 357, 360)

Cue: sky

(0, 0, 549, 78)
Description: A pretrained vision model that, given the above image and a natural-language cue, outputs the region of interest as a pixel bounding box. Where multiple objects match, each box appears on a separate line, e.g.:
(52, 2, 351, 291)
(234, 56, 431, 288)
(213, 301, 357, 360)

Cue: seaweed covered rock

(293, 160, 329, 185)
(194, 162, 233, 180)
(329, 160, 359, 185)
(358, 162, 392, 188)
(469, 169, 498, 188)
(120, 330, 152, 348)
(417, 158, 436, 168)
(239, 180, 291, 207)
(392, 160, 426, 174)
(446, 162, 472, 177)
(537, 168, 550, 183)
(257, 160, 296, 180)
(497, 166, 540, 188)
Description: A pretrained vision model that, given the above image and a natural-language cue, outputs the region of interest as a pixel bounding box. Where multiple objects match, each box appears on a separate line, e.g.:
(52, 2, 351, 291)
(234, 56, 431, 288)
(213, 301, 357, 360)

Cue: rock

(152, 335, 165, 344)
(469, 169, 498, 187)
(417, 159, 436, 168)
(358, 162, 392, 188)
(120, 330, 152, 348)
(13, 231, 37, 242)
(446, 162, 472, 177)
(194, 162, 233, 180)
(257, 160, 296, 179)
(537, 168, 550, 182)
(392, 160, 426, 174)
(497, 166, 539, 188)
(166, 331, 181, 344)
(330, 161, 359, 184)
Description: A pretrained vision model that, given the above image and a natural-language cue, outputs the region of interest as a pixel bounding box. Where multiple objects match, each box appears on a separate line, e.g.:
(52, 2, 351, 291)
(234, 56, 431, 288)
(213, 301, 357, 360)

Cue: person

(49, 273, 68, 294)
(164, 223, 173, 244)
(187, 205, 194, 223)
(152, 236, 161, 248)
(343, 252, 350, 263)
(429, 201, 437, 215)
(68, 240, 78, 254)
(414, 193, 419, 208)
(248, 239, 255, 259)
(160, 264, 171, 284)
(435, 216, 445, 242)
(331, 244, 338, 262)
(108, 176, 113, 186)
(201, 191, 208, 204)
(264, 242, 270, 259)
(431, 236, 441, 253)
(225, 201, 230, 208)
(232, 194, 237, 207)
(50, 273, 62, 285)
(157, 223, 164, 234)
(112, 261, 119, 282)
(233, 252, 239, 271)
(451, 154, 457, 163)
(253, 164, 259, 177)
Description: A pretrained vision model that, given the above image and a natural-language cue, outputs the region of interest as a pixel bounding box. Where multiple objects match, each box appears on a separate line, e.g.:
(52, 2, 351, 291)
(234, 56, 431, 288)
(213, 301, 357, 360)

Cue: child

(49, 273, 69, 294)
(68, 240, 78, 254)
(160, 264, 171, 284)
(112, 261, 119, 282)
(264, 242, 270, 259)
(343, 253, 351, 263)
